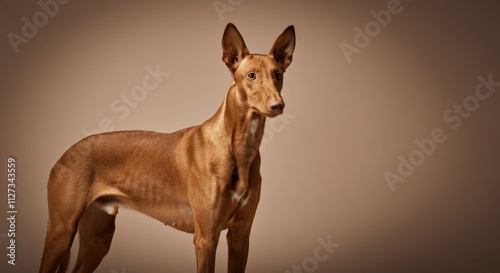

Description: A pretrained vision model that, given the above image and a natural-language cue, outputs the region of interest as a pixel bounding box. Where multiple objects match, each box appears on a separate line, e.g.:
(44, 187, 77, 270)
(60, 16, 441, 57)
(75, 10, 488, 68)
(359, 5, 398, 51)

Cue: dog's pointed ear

(269, 25, 295, 71)
(222, 23, 249, 73)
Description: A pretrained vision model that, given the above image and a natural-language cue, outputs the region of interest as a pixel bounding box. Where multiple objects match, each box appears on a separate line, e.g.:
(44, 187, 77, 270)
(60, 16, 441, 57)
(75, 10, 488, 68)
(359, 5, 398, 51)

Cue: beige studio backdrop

(1, 0, 500, 272)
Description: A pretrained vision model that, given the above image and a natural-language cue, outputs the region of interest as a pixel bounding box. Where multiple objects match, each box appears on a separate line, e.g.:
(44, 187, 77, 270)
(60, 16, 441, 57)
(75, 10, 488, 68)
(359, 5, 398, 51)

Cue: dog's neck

(203, 81, 266, 174)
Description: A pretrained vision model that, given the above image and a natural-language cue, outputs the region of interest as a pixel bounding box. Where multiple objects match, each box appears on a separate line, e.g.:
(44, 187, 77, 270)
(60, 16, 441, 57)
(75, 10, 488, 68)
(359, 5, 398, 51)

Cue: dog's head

(222, 23, 295, 118)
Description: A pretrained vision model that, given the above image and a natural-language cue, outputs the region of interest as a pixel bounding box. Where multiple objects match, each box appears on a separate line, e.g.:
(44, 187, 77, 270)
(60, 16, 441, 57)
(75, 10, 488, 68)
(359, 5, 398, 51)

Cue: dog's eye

(274, 71, 282, 80)
(247, 72, 256, 79)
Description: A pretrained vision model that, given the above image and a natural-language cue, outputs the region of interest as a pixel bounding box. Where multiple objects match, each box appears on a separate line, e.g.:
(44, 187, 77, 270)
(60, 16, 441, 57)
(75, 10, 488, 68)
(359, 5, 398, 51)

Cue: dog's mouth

(251, 106, 281, 118)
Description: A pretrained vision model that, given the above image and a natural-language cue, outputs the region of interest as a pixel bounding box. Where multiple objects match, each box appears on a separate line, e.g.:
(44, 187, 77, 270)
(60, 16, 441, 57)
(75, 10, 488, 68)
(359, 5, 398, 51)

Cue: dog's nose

(269, 100, 285, 114)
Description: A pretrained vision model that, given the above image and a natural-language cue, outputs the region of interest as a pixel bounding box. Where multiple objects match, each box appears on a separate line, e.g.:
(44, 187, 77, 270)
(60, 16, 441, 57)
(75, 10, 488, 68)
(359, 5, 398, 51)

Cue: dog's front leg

(227, 155, 262, 273)
(226, 191, 261, 273)
(193, 230, 220, 273)
(192, 200, 225, 273)
(227, 224, 252, 273)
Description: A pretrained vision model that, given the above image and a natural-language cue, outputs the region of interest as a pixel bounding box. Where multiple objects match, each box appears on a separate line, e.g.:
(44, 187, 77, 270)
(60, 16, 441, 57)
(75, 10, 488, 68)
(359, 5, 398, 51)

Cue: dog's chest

(229, 165, 249, 205)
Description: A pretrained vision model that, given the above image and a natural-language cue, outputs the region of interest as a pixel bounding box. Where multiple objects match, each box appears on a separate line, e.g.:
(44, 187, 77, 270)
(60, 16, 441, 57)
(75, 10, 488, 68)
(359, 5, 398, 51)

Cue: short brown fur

(39, 23, 295, 273)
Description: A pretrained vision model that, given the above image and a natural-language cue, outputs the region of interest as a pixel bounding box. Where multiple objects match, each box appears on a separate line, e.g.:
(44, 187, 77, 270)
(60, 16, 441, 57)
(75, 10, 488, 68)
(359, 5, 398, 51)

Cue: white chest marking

(232, 191, 244, 202)
(231, 191, 251, 208)
(240, 192, 251, 207)
(250, 118, 259, 141)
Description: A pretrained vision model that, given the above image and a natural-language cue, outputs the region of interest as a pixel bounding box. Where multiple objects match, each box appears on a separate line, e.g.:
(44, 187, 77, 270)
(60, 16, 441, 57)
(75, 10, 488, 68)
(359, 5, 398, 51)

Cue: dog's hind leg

(72, 203, 116, 273)
(39, 163, 90, 273)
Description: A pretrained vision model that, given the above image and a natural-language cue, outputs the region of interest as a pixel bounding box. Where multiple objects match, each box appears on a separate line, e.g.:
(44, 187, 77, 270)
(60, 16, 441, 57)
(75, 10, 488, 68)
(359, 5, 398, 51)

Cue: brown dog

(39, 23, 295, 273)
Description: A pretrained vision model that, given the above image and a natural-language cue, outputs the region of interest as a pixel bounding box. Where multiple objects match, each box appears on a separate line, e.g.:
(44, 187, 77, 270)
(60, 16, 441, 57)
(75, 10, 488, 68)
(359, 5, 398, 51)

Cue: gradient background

(1, 1, 500, 272)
